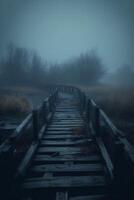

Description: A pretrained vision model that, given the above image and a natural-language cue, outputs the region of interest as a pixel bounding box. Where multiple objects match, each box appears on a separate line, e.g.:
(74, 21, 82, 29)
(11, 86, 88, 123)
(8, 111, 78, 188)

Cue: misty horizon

(0, 0, 134, 72)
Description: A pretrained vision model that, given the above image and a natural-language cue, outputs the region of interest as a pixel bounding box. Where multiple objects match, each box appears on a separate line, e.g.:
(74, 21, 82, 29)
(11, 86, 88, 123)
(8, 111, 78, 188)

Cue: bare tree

(111, 65, 134, 87)
(30, 52, 46, 86)
(48, 50, 105, 86)
(1, 44, 29, 85)
(0, 44, 105, 87)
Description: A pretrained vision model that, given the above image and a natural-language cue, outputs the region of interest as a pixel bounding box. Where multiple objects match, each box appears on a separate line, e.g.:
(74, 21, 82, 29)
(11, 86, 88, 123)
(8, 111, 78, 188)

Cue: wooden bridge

(0, 85, 134, 200)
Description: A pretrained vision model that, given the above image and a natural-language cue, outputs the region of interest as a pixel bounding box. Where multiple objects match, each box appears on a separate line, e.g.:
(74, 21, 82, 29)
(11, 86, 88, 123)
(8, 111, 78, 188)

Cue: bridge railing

(0, 84, 134, 196)
(0, 89, 58, 183)
(85, 99, 118, 162)
(75, 87, 134, 194)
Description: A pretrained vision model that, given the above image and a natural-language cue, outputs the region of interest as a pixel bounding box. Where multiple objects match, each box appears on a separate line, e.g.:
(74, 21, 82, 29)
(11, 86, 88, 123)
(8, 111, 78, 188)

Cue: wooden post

(86, 99, 91, 123)
(56, 90, 58, 100)
(79, 91, 83, 113)
(32, 110, 38, 141)
(94, 106, 100, 137)
(42, 102, 47, 123)
(49, 95, 52, 113)
(113, 141, 126, 199)
(82, 92, 86, 111)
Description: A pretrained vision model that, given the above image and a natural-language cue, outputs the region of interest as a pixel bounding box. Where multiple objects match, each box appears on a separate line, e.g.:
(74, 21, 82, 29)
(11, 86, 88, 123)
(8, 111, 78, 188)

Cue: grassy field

(0, 86, 49, 116)
(80, 85, 134, 142)
(0, 95, 31, 116)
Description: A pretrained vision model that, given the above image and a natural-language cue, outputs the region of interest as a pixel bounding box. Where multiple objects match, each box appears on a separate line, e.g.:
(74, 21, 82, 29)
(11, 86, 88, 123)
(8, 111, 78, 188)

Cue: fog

(0, 0, 134, 72)
(0, 44, 106, 86)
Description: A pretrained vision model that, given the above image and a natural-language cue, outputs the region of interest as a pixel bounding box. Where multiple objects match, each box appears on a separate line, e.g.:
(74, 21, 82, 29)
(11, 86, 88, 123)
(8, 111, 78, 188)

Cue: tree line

(0, 44, 105, 87)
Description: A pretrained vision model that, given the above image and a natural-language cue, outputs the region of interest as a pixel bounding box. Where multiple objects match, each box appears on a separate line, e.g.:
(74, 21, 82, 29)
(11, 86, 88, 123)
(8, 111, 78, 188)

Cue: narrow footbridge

(0, 86, 134, 200)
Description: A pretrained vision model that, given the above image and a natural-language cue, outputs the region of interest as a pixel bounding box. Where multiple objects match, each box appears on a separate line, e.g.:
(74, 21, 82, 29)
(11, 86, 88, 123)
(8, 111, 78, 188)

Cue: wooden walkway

(22, 93, 108, 199)
(0, 86, 134, 200)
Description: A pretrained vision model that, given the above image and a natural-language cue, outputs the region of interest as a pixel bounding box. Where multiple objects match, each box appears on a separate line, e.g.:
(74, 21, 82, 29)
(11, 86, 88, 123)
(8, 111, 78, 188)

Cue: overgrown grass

(0, 86, 46, 95)
(81, 85, 134, 119)
(80, 85, 134, 142)
(0, 95, 31, 116)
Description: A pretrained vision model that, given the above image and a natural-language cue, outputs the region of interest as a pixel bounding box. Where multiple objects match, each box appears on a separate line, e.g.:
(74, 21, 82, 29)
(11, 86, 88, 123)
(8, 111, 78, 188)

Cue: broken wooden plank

(50, 124, 84, 128)
(40, 139, 91, 146)
(47, 127, 83, 131)
(37, 147, 83, 154)
(31, 163, 104, 173)
(34, 155, 101, 163)
(43, 135, 86, 139)
(51, 121, 84, 124)
(15, 125, 47, 178)
(95, 137, 114, 180)
(23, 175, 106, 189)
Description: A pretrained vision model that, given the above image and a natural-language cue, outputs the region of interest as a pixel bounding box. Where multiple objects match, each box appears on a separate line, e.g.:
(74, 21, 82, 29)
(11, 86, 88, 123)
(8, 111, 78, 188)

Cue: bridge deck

(22, 93, 108, 200)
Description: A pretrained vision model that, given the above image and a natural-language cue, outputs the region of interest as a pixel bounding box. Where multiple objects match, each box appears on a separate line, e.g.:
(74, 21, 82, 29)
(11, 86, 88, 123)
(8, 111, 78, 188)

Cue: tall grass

(80, 85, 134, 142)
(81, 85, 134, 119)
(0, 95, 31, 115)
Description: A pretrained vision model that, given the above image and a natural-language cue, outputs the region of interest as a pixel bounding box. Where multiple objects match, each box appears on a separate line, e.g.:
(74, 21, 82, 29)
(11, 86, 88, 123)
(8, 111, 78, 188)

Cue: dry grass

(0, 95, 31, 115)
(0, 86, 45, 95)
(0, 86, 49, 115)
(80, 85, 134, 142)
(81, 85, 134, 119)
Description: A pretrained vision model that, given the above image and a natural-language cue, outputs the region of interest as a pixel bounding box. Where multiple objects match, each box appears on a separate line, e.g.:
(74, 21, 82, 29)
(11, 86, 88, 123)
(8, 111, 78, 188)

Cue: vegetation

(82, 85, 134, 142)
(0, 95, 31, 116)
(0, 44, 105, 87)
(82, 85, 134, 119)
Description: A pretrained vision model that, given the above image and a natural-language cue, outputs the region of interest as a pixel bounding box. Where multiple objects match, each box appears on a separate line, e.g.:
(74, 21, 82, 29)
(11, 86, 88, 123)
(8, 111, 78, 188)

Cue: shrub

(0, 95, 31, 115)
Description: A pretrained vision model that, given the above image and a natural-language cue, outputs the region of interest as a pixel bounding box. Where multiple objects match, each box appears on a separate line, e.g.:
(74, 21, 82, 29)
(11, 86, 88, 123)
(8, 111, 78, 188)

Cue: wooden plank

(50, 124, 84, 127)
(38, 147, 82, 153)
(51, 121, 83, 124)
(40, 139, 92, 146)
(31, 163, 103, 173)
(70, 195, 106, 200)
(53, 113, 81, 116)
(96, 138, 114, 180)
(43, 135, 85, 139)
(55, 113, 80, 115)
(55, 109, 78, 112)
(34, 155, 101, 163)
(23, 175, 106, 189)
(51, 121, 83, 125)
(56, 107, 77, 109)
(52, 118, 82, 120)
(120, 138, 134, 162)
(15, 142, 38, 178)
(45, 131, 76, 135)
(47, 127, 84, 131)
(52, 118, 81, 121)
(54, 112, 80, 115)
(56, 192, 68, 200)
(55, 106, 77, 108)
(15, 125, 47, 178)
(55, 109, 78, 111)
(53, 118, 82, 121)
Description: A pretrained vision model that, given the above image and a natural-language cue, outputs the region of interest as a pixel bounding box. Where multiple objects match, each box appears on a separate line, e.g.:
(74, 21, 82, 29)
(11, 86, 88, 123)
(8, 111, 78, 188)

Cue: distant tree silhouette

(1, 44, 29, 85)
(30, 52, 46, 86)
(113, 65, 134, 87)
(0, 44, 105, 87)
(49, 50, 105, 85)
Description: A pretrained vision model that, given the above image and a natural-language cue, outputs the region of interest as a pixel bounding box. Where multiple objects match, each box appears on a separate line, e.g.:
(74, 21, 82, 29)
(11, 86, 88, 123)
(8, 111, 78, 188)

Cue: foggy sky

(0, 0, 134, 71)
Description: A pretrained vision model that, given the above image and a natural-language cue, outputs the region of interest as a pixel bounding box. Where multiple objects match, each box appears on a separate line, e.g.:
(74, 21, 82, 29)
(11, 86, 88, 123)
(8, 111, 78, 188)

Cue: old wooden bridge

(0, 85, 134, 200)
